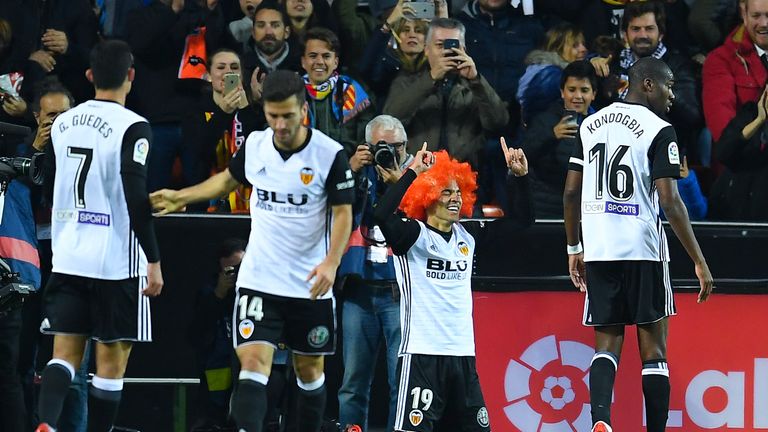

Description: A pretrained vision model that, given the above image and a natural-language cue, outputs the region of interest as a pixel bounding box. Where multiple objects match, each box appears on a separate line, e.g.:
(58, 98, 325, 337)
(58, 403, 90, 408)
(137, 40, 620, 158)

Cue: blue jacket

(516, 50, 569, 126)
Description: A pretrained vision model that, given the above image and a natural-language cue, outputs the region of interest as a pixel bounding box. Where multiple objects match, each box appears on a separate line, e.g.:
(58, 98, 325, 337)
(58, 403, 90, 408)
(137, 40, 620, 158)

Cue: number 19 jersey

(568, 102, 681, 262)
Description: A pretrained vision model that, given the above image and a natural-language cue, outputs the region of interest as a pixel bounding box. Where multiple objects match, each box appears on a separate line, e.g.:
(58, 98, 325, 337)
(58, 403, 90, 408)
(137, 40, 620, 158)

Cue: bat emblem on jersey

(238, 319, 254, 339)
(409, 410, 423, 426)
(457, 241, 469, 256)
(300, 167, 314, 185)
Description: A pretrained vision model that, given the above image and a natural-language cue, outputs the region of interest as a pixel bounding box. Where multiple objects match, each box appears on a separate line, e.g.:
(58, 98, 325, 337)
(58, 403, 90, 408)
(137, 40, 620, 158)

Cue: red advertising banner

(473, 291, 768, 431)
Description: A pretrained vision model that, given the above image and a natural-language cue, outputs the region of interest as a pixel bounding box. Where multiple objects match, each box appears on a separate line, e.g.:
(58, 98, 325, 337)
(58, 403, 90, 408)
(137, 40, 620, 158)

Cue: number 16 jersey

(568, 102, 681, 262)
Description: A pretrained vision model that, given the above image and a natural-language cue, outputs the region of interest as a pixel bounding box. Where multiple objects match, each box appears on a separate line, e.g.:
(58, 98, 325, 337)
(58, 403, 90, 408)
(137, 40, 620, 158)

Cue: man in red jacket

(703, 0, 768, 148)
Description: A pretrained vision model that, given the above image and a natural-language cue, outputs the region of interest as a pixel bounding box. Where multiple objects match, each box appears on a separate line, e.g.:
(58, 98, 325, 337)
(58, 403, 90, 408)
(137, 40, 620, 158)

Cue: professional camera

(0, 153, 45, 187)
(0, 258, 33, 317)
(367, 140, 398, 170)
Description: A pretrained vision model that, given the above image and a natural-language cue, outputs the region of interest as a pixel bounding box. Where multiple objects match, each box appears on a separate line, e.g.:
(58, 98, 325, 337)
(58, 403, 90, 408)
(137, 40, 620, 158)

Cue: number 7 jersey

(568, 102, 681, 262)
(50, 100, 152, 279)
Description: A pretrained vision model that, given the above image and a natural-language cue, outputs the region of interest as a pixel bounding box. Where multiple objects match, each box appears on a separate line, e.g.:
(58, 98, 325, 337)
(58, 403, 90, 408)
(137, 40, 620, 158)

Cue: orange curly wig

(400, 151, 477, 221)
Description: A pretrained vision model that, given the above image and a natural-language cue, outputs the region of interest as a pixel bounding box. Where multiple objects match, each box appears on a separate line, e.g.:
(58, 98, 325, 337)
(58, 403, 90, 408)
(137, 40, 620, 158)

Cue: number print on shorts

(410, 386, 434, 411)
(238, 295, 264, 321)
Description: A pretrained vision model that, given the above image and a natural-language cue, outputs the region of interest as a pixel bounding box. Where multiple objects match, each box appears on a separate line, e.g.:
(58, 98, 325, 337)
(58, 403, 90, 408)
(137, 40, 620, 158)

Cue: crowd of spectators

(2, 0, 768, 430)
(2, 0, 764, 223)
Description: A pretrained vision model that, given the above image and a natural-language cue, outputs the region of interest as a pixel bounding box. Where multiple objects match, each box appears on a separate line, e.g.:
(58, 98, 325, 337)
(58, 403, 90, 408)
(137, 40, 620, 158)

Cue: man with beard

(242, 0, 302, 104)
(606, 1, 700, 152)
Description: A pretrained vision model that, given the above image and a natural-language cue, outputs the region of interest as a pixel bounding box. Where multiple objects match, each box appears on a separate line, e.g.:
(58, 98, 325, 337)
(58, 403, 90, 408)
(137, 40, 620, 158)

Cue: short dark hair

(217, 238, 247, 260)
(622, 0, 666, 35)
(89, 40, 133, 90)
(253, 0, 290, 28)
(628, 56, 672, 90)
(30, 77, 75, 114)
(302, 27, 340, 55)
(262, 69, 306, 104)
(560, 60, 598, 91)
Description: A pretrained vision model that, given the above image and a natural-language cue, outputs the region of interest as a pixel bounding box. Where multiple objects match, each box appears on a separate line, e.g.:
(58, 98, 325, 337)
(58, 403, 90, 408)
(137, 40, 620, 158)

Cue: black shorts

(394, 354, 490, 432)
(584, 260, 676, 326)
(41, 273, 151, 342)
(233, 288, 336, 355)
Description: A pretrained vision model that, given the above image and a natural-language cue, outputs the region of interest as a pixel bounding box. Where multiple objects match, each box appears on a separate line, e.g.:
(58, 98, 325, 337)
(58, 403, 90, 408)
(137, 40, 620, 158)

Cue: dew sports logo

(504, 335, 596, 431)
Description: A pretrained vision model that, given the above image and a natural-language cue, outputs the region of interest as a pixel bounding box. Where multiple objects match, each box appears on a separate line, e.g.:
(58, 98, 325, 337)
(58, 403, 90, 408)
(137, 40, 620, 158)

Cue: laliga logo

(504, 335, 595, 432)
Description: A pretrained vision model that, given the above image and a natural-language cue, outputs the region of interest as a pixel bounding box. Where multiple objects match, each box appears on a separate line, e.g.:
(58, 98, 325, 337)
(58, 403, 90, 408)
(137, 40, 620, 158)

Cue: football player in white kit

(563, 57, 714, 432)
(36, 40, 163, 432)
(150, 70, 354, 432)
(374, 141, 530, 432)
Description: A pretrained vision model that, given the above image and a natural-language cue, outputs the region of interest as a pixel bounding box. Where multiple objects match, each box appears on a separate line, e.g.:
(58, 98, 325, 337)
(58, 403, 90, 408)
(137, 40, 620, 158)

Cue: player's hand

(349, 144, 373, 172)
(500, 137, 528, 177)
(306, 258, 338, 300)
(376, 163, 403, 184)
(409, 142, 434, 175)
(695, 261, 714, 303)
(568, 253, 587, 292)
(553, 116, 578, 140)
(144, 262, 164, 297)
(150, 189, 187, 215)
(590, 55, 612, 78)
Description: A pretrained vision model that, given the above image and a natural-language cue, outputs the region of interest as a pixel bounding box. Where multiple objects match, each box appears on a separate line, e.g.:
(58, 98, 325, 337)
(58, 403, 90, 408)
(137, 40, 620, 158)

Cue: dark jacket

(520, 102, 579, 219)
(30, 0, 98, 104)
(125, 1, 231, 123)
(516, 50, 568, 126)
(457, 1, 544, 106)
(241, 39, 303, 85)
(383, 68, 508, 167)
(357, 28, 402, 104)
(709, 101, 768, 221)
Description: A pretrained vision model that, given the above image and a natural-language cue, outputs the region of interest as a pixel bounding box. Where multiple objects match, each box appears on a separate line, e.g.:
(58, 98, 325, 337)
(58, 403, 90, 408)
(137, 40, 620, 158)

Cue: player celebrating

(150, 70, 353, 432)
(374, 140, 531, 432)
(563, 57, 714, 432)
(36, 40, 163, 432)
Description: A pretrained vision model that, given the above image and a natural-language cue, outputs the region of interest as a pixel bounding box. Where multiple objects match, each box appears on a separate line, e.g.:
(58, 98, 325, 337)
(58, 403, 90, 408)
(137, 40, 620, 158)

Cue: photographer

(0, 88, 47, 432)
(337, 115, 413, 432)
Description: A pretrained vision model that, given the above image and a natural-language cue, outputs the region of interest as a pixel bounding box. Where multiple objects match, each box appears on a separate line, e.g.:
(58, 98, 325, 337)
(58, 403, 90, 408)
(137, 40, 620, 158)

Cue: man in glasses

(336, 114, 414, 431)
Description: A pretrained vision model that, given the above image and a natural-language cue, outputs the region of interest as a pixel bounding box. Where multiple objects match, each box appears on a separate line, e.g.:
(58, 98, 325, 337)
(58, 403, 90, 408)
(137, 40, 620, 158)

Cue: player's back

(574, 102, 679, 262)
(50, 100, 149, 279)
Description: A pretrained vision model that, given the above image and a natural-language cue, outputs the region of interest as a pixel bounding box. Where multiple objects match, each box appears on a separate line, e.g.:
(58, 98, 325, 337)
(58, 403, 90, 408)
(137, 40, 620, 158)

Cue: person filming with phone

(383, 18, 507, 171)
(521, 60, 597, 218)
(184, 48, 266, 213)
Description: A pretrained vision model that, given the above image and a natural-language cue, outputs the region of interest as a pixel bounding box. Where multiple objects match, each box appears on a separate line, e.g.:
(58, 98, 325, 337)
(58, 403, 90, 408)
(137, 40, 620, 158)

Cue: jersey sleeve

(228, 138, 250, 186)
(373, 169, 421, 255)
(325, 149, 355, 206)
(120, 121, 160, 263)
(648, 125, 682, 180)
(568, 129, 584, 172)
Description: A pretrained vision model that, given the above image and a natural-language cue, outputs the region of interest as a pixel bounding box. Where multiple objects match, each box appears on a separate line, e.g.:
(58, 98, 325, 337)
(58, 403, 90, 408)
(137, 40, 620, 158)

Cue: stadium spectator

(285, 0, 339, 50)
(302, 27, 374, 156)
(709, 87, 768, 220)
(703, 0, 768, 153)
(124, 0, 231, 193)
(522, 60, 596, 219)
(383, 18, 507, 169)
(228, 0, 262, 45)
(183, 49, 265, 213)
(358, 0, 446, 104)
(331, 0, 378, 75)
(0, 15, 37, 129)
(688, 0, 742, 54)
(241, 0, 302, 93)
(517, 23, 610, 126)
(337, 115, 414, 432)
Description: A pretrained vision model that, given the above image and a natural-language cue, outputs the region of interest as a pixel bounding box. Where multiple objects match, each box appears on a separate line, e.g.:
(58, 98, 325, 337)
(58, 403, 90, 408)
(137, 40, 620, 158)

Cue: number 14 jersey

(568, 102, 681, 262)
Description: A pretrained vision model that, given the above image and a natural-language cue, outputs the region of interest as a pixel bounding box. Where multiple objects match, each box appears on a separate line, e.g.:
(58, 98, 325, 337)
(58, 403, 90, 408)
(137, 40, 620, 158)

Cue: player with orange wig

(399, 150, 477, 221)
(373, 139, 531, 432)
